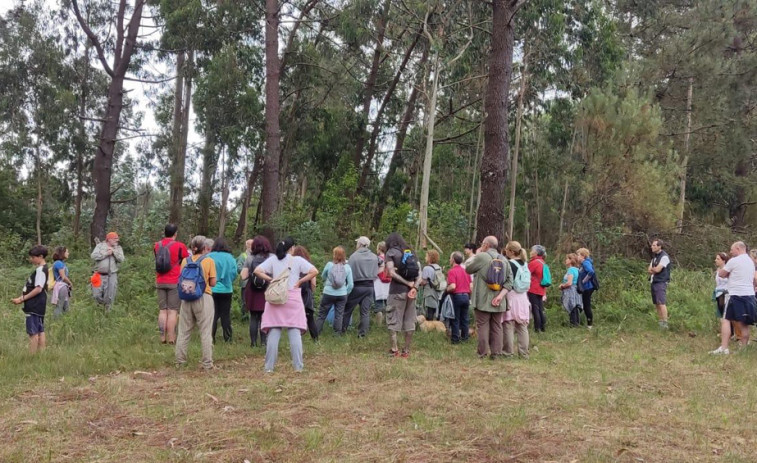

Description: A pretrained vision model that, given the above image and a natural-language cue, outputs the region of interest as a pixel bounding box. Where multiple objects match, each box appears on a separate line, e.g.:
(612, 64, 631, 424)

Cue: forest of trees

(0, 0, 755, 265)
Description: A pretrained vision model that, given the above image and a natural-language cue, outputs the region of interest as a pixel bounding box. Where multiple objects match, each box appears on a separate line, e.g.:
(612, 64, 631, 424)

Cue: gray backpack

(328, 263, 347, 289)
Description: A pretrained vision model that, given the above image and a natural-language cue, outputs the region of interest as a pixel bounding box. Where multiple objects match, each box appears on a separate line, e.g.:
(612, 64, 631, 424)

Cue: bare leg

(719, 318, 731, 350)
(737, 322, 750, 347)
(29, 334, 39, 354)
(158, 310, 168, 342)
(38, 332, 46, 351)
(403, 331, 413, 353)
(389, 331, 398, 352)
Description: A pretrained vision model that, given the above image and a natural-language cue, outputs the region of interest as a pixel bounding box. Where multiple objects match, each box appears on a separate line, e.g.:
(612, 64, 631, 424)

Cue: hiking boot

(709, 346, 730, 355)
(388, 349, 400, 357)
(400, 350, 410, 358)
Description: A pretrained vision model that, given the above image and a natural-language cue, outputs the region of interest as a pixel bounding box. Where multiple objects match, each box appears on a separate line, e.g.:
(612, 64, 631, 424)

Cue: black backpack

(396, 248, 419, 281)
(247, 254, 269, 290)
(155, 241, 176, 274)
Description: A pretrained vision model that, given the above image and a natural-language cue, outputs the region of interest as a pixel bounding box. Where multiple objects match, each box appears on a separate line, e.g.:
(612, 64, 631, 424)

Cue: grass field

(0, 256, 756, 462)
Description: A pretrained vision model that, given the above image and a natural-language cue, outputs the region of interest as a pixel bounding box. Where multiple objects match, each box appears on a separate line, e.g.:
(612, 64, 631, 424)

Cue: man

(647, 239, 671, 329)
(236, 239, 253, 321)
(711, 241, 756, 354)
(384, 232, 421, 357)
(465, 236, 513, 358)
(91, 232, 125, 312)
(342, 236, 379, 337)
(154, 224, 188, 344)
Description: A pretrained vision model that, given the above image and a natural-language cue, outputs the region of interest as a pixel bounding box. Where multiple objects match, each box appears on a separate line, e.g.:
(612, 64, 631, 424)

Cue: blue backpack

(178, 255, 207, 301)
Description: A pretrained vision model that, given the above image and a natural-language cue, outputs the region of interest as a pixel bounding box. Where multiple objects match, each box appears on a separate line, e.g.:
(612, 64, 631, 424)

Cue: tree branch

(70, 0, 114, 77)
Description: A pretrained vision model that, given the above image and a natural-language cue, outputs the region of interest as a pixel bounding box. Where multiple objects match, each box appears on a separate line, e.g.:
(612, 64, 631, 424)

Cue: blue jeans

(450, 293, 470, 343)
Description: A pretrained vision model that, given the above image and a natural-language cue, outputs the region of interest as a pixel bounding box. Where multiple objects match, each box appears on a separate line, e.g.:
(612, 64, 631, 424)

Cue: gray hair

(531, 245, 546, 257)
(190, 235, 207, 253)
(483, 236, 498, 249)
(204, 238, 214, 251)
(451, 251, 463, 265)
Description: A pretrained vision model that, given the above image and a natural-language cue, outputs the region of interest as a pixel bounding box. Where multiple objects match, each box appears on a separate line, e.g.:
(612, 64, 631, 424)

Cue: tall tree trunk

(358, 28, 423, 193)
(371, 45, 428, 230)
(419, 52, 440, 250)
(676, 76, 693, 233)
(73, 38, 91, 241)
(73, 0, 147, 245)
(169, 50, 194, 229)
(507, 54, 528, 240)
(558, 177, 569, 245)
(353, 0, 391, 169)
(198, 129, 216, 236)
(475, 0, 522, 244)
(35, 147, 43, 245)
(233, 149, 263, 244)
(262, 0, 282, 235)
(469, 117, 485, 242)
(218, 147, 233, 237)
(169, 50, 185, 225)
(534, 169, 541, 243)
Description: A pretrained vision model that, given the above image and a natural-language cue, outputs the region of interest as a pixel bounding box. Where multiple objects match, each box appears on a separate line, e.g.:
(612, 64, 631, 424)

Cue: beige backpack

(265, 267, 290, 305)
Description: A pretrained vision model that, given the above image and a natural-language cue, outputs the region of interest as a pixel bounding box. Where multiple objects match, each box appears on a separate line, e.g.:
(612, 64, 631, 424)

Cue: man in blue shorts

(711, 241, 756, 354)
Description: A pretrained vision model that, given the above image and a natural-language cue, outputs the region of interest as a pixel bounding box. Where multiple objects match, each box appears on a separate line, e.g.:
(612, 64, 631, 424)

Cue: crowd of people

(9, 226, 757, 368)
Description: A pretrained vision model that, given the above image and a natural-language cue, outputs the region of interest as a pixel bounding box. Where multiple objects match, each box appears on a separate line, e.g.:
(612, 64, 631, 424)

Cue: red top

(154, 238, 188, 285)
(447, 264, 471, 294)
(527, 256, 546, 296)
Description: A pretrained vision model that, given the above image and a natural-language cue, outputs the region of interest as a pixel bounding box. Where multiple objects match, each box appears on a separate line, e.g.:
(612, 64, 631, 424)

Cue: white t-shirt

(723, 253, 756, 297)
(257, 255, 315, 290)
(23, 265, 46, 292)
(649, 254, 670, 283)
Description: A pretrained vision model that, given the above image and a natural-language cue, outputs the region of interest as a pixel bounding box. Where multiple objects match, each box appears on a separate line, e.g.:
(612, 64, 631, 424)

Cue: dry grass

(1, 328, 756, 463)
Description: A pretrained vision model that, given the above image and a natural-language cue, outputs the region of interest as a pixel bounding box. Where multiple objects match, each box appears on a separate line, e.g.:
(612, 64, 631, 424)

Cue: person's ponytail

(276, 237, 295, 260)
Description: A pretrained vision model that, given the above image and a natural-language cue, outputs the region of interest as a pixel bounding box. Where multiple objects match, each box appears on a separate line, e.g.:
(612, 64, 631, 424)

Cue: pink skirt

(261, 288, 308, 334)
(503, 291, 531, 325)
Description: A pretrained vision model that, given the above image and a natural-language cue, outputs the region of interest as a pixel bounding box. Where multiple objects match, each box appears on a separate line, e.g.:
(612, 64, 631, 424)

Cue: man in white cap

(342, 236, 379, 337)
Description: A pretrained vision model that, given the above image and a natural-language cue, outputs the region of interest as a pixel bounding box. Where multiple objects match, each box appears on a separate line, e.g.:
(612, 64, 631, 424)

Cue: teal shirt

(562, 267, 579, 286)
(209, 251, 238, 294)
(321, 261, 354, 297)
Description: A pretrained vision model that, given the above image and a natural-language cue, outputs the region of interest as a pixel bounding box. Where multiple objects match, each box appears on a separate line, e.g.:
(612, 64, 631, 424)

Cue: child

(52, 246, 74, 317)
(559, 253, 582, 327)
(11, 246, 49, 353)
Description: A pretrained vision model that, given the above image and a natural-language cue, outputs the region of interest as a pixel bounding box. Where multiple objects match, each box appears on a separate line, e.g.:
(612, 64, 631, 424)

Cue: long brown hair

(293, 245, 312, 263)
(332, 246, 346, 264)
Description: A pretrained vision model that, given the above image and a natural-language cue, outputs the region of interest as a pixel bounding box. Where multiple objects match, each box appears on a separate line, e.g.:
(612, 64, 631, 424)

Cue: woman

(241, 236, 274, 348)
(559, 253, 582, 327)
(315, 246, 354, 337)
(51, 246, 74, 318)
(293, 245, 318, 341)
(373, 241, 391, 324)
(503, 241, 530, 357)
(208, 237, 238, 343)
(419, 250, 442, 320)
(253, 237, 318, 373)
(576, 248, 596, 328)
(446, 251, 471, 344)
(527, 245, 548, 333)
(713, 252, 736, 339)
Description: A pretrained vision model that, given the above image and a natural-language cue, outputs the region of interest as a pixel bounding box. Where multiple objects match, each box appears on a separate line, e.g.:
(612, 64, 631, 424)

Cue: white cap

(356, 236, 371, 247)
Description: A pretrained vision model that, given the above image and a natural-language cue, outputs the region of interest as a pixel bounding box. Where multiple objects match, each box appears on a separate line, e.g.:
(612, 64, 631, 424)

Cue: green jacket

(465, 248, 513, 313)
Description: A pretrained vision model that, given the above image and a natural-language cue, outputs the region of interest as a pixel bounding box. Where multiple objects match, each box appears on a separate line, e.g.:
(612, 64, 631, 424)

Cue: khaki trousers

(175, 293, 214, 369)
(475, 309, 503, 357)
(503, 320, 529, 357)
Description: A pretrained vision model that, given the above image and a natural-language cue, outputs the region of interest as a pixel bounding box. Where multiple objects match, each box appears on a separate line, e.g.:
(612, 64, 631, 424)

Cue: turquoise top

(562, 267, 579, 286)
(321, 261, 354, 297)
(208, 251, 238, 294)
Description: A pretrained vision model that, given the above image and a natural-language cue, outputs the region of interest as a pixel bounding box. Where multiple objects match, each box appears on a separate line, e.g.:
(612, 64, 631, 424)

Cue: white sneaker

(709, 346, 730, 355)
